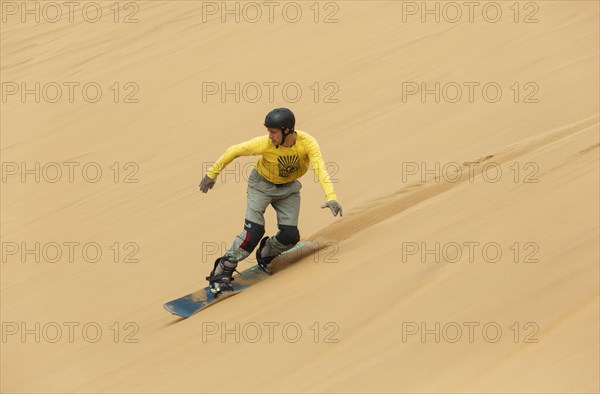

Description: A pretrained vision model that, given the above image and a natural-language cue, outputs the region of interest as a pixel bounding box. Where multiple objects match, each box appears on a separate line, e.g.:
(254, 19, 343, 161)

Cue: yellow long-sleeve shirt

(206, 130, 337, 201)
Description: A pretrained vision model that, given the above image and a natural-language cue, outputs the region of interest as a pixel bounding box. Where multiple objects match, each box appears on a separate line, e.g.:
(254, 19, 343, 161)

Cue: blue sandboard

(164, 241, 318, 318)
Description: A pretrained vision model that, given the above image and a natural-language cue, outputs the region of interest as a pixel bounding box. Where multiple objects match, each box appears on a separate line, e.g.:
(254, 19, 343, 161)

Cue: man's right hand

(199, 175, 216, 193)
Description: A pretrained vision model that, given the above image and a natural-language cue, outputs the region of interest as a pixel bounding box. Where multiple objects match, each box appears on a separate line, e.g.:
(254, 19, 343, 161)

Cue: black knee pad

(275, 224, 300, 246)
(240, 219, 265, 252)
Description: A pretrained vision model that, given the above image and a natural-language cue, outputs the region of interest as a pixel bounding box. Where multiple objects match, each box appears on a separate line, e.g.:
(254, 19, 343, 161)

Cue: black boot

(256, 237, 278, 272)
(205, 257, 235, 295)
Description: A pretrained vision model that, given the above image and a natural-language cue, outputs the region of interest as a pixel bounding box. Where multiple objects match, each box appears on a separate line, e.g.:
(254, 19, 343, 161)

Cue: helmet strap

(276, 127, 290, 149)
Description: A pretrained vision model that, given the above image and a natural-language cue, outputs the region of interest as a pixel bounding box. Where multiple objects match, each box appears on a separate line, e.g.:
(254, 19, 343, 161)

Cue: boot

(256, 237, 279, 272)
(205, 257, 235, 295)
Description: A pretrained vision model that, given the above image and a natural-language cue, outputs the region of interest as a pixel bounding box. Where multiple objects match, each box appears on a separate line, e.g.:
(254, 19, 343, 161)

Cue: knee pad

(239, 219, 265, 252)
(275, 224, 300, 246)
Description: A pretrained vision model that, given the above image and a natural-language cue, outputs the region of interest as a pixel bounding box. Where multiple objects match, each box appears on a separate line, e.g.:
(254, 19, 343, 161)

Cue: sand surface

(1, 1, 599, 393)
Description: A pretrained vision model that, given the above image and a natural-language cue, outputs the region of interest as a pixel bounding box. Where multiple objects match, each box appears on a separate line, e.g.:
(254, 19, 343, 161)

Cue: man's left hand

(321, 200, 343, 217)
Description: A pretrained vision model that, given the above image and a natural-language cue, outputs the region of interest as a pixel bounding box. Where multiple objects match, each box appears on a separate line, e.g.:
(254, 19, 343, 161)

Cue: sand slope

(1, 1, 598, 393)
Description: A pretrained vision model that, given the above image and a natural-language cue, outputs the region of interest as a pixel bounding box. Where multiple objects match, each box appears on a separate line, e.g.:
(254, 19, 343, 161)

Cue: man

(199, 108, 342, 295)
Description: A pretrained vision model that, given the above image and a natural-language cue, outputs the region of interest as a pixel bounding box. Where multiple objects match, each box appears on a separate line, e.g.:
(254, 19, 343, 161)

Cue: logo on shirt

(278, 155, 300, 178)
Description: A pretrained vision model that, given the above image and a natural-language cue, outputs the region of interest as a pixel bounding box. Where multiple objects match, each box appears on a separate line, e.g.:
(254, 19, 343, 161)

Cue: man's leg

(209, 217, 265, 283)
(257, 181, 301, 265)
(208, 173, 271, 291)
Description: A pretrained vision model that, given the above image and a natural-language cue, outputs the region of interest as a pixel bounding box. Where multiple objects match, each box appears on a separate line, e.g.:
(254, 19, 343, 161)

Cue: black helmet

(264, 108, 295, 132)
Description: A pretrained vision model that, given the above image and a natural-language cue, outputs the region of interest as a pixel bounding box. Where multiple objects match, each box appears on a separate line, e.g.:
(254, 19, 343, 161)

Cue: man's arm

(207, 136, 266, 179)
(199, 136, 266, 193)
(307, 138, 343, 217)
(307, 138, 337, 200)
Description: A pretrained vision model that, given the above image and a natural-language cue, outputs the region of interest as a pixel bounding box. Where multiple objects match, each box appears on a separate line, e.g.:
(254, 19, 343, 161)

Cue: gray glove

(199, 175, 216, 193)
(321, 200, 343, 217)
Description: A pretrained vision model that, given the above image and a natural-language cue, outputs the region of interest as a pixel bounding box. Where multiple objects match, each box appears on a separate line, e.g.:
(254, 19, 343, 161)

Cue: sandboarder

(199, 108, 342, 294)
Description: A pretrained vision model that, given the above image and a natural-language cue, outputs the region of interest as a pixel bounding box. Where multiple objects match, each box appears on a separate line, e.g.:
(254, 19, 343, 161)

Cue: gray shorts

(222, 169, 302, 263)
(246, 168, 302, 226)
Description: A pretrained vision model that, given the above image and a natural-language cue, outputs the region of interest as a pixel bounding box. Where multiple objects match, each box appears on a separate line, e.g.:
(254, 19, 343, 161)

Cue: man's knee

(239, 219, 265, 252)
(275, 224, 300, 246)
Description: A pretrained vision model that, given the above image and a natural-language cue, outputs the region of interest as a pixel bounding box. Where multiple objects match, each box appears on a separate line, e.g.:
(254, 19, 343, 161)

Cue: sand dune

(1, 1, 598, 393)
